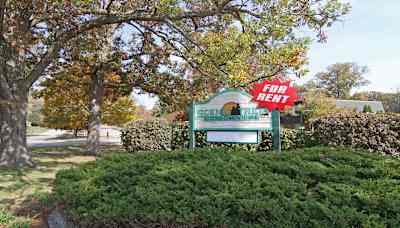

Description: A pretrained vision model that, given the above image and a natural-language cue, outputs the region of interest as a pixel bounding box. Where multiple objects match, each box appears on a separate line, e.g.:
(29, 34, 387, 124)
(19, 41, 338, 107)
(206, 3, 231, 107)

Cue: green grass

(0, 147, 96, 210)
(0, 145, 121, 227)
(54, 147, 400, 228)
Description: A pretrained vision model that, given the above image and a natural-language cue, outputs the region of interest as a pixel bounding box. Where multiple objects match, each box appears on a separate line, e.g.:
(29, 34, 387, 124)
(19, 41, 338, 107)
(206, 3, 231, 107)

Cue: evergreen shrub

(54, 147, 400, 228)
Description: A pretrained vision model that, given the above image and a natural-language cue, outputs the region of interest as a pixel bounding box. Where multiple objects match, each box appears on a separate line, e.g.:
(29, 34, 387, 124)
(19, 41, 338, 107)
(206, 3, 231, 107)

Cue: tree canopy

(35, 61, 137, 131)
(311, 62, 370, 99)
(1, 0, 351, 167)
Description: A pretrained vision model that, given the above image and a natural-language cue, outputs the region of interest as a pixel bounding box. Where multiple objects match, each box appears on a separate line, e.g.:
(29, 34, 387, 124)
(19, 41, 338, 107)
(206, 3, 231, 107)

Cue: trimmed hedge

(53, 147, 400, 227)
(122, 119, 173, 152)
(121, 119, 313, 152)
(310, 113, 400, 156)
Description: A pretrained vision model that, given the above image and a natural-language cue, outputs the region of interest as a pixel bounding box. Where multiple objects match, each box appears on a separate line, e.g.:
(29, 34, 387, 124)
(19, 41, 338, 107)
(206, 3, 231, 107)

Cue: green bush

(0, 209, 30, 228)
(310, 113, 400, 156)
(363, 105, 373, 113)
(121, 119, 173, 152)
(122, 120, 313, 152)
(53, 147, 400, 227)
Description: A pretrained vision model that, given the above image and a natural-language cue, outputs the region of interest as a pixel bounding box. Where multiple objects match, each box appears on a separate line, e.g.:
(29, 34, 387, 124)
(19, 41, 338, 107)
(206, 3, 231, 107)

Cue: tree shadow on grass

(0, 146, 101, 212)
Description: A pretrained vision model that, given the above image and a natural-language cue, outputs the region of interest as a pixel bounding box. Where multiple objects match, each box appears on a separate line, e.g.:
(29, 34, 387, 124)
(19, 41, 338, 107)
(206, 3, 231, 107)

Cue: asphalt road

(27, 129, 121, 148)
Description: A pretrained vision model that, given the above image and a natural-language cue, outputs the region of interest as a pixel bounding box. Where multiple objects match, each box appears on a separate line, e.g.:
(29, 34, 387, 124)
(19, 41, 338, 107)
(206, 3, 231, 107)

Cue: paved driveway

(28, 129, 121, 148)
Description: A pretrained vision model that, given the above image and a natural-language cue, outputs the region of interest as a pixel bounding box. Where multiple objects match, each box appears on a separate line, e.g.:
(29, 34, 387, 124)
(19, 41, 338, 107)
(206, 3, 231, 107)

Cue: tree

(312, 63, 370, 99)
(300, 89, 353, 122)
(35, 62, 136, 136)
(0, 0, 350, 167)
(102, 97, 137, 127)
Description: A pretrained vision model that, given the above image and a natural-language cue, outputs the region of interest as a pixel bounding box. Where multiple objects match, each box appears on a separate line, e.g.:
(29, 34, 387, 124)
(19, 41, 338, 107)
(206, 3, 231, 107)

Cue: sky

(298, 0, 400, 93)
(134, 0, 400, 109)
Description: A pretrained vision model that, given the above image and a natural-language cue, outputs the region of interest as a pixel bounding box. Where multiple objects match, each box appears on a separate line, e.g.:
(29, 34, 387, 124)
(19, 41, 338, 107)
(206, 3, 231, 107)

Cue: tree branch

(26, 5, 252, 87)
(247, 66, 284, 85)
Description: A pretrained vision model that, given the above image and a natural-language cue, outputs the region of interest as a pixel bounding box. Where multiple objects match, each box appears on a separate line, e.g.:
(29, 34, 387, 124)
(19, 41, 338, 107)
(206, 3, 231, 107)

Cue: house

(335, 100, 385, 113)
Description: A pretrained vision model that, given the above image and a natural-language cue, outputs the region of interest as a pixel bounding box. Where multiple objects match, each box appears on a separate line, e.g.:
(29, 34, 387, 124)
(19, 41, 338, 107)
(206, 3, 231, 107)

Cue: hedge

(122, 119, 173, 152)
(310, 113, 400, 156)
(53, 147, 400, 227)
(121, 119, 314, 153)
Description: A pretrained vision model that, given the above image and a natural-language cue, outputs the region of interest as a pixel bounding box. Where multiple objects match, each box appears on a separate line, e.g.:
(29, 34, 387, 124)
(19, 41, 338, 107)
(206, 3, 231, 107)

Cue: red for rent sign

(250, 80, 298, 111)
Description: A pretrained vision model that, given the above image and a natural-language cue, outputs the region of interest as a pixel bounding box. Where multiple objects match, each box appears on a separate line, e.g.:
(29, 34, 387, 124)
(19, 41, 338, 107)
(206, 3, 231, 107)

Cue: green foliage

(0, 208, 14, 225)
(53, 147, 400, 227)
(363, 105, 373, 113)
(121, 120, 314, 153)
(121, 119, 173, 152)
(102, 97, 138, 127)
(300, 89, 353, 122)
(310, 113, 400, 155)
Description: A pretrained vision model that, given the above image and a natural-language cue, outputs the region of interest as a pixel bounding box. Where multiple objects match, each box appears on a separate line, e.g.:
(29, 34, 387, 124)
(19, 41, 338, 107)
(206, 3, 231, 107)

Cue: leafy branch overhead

(1, 0, 350, 89)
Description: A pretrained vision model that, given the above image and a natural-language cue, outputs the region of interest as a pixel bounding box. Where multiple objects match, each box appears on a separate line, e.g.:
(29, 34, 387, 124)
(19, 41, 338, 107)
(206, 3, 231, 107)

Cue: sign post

(271, 109, 281, 153)
(188, 102, 196, 149)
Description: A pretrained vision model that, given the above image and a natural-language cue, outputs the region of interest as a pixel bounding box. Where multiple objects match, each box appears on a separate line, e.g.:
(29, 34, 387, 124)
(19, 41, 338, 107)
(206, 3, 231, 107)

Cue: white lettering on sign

(256, 93, 290, 103)
(265, 93, 273, 102)
(262, 84, 288, 94)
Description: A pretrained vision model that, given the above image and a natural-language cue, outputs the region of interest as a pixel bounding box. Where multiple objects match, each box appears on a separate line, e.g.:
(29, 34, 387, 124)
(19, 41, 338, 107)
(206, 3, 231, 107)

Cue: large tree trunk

(87, 69, 104, 156)
(0, 91, 35, 168)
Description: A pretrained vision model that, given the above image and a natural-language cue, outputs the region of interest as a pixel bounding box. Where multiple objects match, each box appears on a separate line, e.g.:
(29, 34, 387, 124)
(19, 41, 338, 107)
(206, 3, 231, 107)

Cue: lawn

(0, 145, 121, 228)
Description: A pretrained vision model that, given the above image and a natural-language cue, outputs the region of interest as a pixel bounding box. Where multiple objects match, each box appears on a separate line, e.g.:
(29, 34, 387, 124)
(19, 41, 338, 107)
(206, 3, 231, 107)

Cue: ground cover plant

(54, 147, 400, 228)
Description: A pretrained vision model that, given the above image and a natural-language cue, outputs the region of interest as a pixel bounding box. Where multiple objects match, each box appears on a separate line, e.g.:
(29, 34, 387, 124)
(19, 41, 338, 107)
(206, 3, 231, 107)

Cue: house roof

(335, 100, 385, 112)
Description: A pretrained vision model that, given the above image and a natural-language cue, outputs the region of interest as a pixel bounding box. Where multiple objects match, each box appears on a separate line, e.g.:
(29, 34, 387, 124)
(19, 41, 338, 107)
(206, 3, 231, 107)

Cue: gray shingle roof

(336, 100, 385, 113)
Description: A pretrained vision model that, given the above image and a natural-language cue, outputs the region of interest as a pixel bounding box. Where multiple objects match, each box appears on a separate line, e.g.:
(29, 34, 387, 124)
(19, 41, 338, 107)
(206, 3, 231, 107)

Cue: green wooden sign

(188, 89, 281, 152)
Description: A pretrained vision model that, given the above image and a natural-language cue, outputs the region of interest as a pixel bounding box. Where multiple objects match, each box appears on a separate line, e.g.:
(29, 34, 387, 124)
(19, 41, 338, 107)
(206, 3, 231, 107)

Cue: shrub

(363, 105, 373, 113)
(122, 120, 313, 152)
(53, 147, 400, 227)
(310, 113, 400, 156)
(0, 209, 30, 228)
(121, 119, 173, 152)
